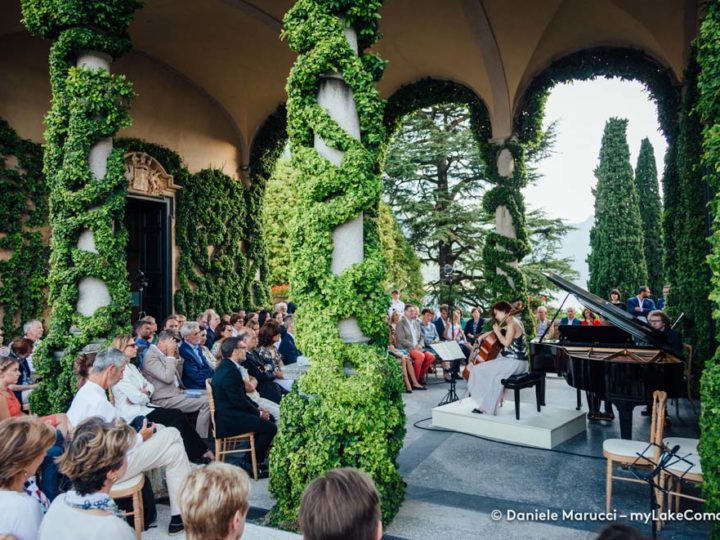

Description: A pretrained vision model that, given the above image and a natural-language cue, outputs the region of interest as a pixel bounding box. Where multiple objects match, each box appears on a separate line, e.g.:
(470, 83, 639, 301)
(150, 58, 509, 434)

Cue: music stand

(433, 341, 466, 405)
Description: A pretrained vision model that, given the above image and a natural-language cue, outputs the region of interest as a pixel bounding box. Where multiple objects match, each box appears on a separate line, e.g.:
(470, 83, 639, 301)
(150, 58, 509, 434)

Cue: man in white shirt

(388, 289, 405, 318)
(66, 347, 191, 535)
(23, 319, 44, 372)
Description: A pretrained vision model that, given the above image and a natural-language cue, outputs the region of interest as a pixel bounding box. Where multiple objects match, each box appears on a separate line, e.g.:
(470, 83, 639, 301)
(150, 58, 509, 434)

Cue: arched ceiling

(0, 0, 695, 145)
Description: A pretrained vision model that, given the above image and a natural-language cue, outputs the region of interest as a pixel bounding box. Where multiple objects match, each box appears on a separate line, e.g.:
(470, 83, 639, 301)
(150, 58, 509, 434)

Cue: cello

(462, 308, 521, 381)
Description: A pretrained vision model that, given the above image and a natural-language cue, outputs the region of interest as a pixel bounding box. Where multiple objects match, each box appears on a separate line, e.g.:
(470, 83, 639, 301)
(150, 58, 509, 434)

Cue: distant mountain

(559, 215, 593, 289)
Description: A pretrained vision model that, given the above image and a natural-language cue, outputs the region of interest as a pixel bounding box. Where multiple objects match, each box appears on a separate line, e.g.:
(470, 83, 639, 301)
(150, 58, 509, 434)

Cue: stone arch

(512, 46, 681, 147)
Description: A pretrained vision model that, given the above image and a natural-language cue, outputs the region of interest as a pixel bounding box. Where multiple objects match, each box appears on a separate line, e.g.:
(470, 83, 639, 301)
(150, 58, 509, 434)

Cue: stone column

(494, 145, 518, 287)
(313, 24, 368, 344)
(75, 51, 112, 317)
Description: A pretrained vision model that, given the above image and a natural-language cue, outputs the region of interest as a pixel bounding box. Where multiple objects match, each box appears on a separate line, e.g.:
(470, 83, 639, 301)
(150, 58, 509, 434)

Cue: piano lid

(544, 272, 680, 356)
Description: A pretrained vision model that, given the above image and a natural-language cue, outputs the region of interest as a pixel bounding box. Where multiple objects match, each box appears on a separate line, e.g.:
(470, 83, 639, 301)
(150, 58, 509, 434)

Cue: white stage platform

(432, 397, 586, 449)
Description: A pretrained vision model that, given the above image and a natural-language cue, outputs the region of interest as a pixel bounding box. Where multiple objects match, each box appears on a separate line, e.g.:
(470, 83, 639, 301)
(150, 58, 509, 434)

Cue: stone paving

(145, 375, 707, 539)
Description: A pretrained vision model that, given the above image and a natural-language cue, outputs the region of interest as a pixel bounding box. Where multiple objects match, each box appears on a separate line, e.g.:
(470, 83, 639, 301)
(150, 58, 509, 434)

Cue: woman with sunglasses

(110, 334, 214, 464)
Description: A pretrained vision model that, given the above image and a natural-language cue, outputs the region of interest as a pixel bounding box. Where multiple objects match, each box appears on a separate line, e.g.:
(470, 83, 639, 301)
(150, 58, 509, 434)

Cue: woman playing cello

(466, 300, 528, 415)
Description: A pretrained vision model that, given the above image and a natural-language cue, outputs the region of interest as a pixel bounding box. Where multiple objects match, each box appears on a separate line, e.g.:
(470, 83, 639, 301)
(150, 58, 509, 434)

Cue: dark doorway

(124, 197, 172, 323)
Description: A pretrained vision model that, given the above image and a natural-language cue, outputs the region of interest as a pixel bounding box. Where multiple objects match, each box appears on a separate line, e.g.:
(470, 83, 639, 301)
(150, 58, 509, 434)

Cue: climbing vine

(268, 0, 405, 528)
(0, 119, 48, 337)
(247, 106, 288, 307)
(697, 0, 720, 531)
(21, 0, 141, 415)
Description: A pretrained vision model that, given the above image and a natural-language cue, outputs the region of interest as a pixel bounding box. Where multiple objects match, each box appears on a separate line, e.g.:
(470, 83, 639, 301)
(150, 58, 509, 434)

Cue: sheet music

(430, 341, 465, 360)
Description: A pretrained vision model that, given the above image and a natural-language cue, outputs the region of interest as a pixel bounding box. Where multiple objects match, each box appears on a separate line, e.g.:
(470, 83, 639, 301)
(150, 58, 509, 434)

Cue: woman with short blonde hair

(0, 416, 57, 540)
(179, 462, 250, 540)
(39, 417, 136, 539)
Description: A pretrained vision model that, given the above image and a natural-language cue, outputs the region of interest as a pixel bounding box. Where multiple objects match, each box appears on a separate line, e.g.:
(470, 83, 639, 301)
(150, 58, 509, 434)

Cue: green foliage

(671, 56, 715, 386)
(175, 169, 250, 316)
(697, 0, 720, 530)
(269, 0, 405, 528)
(634, 138, 665, 296)
(587, 118, 648, 298)
(248, 106, 288, 306)
(0, 119, 49, 336)
(262, 160, 299, 288)
(376, 202, 424, 301)
(21, 0, 140, 415)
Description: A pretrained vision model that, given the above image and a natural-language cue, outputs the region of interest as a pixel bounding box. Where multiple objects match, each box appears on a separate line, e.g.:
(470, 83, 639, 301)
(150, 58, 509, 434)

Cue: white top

(388, 298, 405, 316)
(38, 493, 134, 540)
(111, 363, 154, 422)
(0, 490, 43, 540)
(67, 381, 143, 448)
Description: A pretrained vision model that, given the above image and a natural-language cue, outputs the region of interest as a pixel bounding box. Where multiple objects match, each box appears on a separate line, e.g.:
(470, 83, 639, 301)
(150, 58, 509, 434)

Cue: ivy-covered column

(21, 0, 140, 414)
(482, 141, 530, 303)
(697, 0, 720, 531)
(268, 0, 405, 528)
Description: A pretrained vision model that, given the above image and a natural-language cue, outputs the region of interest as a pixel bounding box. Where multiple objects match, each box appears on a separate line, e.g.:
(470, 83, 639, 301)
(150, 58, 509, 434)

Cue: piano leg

(576, 388, 582, 411)
(614, 401, 636, 439)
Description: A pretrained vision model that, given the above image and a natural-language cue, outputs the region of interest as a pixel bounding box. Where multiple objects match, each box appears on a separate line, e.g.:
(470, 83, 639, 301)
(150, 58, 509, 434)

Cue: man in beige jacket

(142, 330, 211, 438)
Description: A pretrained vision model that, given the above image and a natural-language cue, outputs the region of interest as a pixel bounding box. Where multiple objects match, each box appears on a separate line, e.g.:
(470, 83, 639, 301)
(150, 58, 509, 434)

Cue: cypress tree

(587, 118, 648, 300)
(634, 138, 665, 297)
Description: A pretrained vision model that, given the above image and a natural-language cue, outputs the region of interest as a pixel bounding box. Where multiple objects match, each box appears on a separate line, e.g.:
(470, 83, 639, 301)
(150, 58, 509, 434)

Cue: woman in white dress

(466, 301, 528, 415)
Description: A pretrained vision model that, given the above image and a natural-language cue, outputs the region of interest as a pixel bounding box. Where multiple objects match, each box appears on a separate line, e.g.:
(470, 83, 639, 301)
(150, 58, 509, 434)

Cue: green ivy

(268, 0, 405, 528)
(0, 119, 49, 337)
(247, 106, 289, 307)
(697, 0, 720, 533)
(21, 0, 141, 415)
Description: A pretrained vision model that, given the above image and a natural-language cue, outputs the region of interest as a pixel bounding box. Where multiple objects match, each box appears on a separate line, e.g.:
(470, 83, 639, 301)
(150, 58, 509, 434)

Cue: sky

(523, 77, 668, 224)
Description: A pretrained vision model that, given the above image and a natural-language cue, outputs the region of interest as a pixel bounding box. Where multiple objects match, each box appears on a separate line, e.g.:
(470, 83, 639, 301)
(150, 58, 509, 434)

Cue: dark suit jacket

(244, 351, 283, 404)
(464, 318, 486, 344)
(211, 358, 260, 438)
(627, 297, 656, 318)
(434, 317, 448, 341)
(205, 327, 216, 350)
(278, 332, 301, 365)
(559, 317, 581, 326)
(179, 340, 214, 390)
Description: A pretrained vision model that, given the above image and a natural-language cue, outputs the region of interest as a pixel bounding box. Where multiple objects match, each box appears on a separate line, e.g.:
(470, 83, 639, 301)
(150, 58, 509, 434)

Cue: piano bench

(501, 371, 546, 420)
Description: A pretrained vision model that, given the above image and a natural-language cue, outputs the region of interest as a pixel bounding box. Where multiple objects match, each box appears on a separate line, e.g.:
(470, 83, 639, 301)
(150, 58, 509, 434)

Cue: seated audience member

(140, 315, 158, 342)
(434, 304, 450, 341)
(199, 309, 221, 349)
(648, 310, 682, 354)
(272, 311, 284, 325)
(8, 337, 36, 404)
(278, 315, 305, 366)
(299, 468, 382, 540)
(387, 311, 400, 333)
(244, 330, 285, 405)
(179, 462, 250, 540)
(111, 335, 213, 464)
(287, 301, 297, 314)
(39, 417, 136, 540)
(163, 314, 181, 335)
(419, 308, 439, 347)
(176, 314, 187, 328)
(211, 337, 277, 478)
(388, 289, 404, 318)
(387, 328, 425, 393)
(609, 289, 625, 312)
(198, 326, 217, 369)
(142, 331, 213, 440)
(0, 356, 68, 500)
(256, 321, 293, 392)
(396, 305, 435, 384)
(23, 319, 44, 372)
(657, 285, 671, 310)
(236, 331, 280, 421)
(559, 306, 581, 326)
(445, 308, 471, 358)
(627, 286, 656, 322)
(0, 328, 8, 356)
(581, 308, 601, 326)
(275, 302, 288, 316)
(244, 313, 260, 333)
(179, 322, 215, 390)
(535, 306, 549, 337)
(211, 321, 234, 361)
(463, 308, 485, 345)
(132, 318, 154, 368)
(0, 416, 57, 540)
(258, 309, 270, 327)
(67, 347, 191, 534)
(230, 313, 245, 337)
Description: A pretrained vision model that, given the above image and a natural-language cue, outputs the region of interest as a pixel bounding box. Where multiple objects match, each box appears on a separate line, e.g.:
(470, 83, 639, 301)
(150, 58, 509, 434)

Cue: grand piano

(530, 273, 684, 439)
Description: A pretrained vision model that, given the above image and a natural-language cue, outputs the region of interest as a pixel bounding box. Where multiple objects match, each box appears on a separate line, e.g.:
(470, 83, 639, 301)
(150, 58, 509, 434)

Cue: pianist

(648, 310, 682, 354)
(466, 301, 528, 415)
